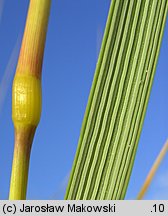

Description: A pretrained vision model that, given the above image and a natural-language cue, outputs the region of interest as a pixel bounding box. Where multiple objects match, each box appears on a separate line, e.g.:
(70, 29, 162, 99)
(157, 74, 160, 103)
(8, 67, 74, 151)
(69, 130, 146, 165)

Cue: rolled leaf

(65, 0, 168, 200)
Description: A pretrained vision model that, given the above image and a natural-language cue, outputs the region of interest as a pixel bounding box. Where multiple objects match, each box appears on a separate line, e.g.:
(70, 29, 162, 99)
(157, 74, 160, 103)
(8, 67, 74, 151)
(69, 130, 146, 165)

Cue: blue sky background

(0, 0, 167, 200)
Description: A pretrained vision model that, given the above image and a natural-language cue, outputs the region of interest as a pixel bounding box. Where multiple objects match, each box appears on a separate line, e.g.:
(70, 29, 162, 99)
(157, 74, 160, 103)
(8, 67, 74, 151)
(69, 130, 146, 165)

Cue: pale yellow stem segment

(9, 0, 51, 200)
(137, 140, 168, 200)
(9, 126, 36, 200)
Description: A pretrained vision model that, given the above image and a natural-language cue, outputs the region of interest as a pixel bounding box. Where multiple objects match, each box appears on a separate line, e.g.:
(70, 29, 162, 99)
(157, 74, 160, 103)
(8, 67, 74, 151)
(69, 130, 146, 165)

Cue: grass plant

(9, 0, 51, 200)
